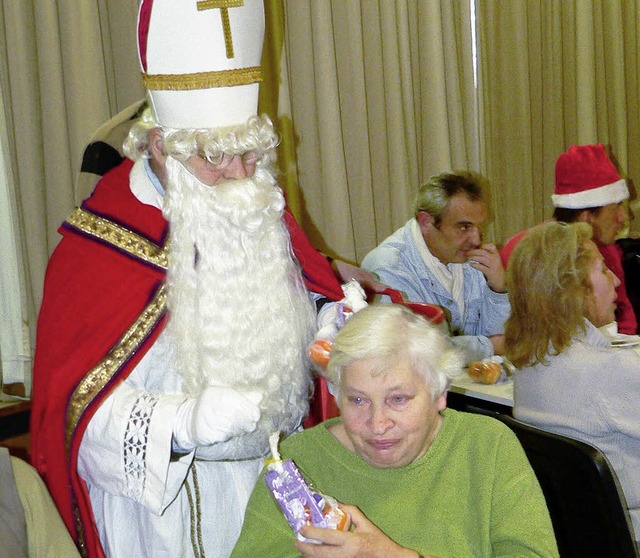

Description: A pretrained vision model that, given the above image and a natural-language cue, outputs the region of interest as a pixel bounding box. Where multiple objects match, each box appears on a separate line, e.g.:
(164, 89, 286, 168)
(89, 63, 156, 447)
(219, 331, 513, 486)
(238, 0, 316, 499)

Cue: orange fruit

(309, 339, 333, 368)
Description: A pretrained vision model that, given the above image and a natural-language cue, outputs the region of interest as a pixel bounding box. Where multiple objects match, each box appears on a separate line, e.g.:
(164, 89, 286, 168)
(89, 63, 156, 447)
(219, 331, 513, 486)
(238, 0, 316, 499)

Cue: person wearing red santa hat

(500, 144, 636, 335)
(29, 1, 377, 556)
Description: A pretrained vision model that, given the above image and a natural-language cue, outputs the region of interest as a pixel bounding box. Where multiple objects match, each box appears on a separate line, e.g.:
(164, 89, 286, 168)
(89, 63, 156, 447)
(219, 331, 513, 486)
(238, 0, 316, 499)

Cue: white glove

(341, 279, 368, 313)
(173, 386, 262, 452)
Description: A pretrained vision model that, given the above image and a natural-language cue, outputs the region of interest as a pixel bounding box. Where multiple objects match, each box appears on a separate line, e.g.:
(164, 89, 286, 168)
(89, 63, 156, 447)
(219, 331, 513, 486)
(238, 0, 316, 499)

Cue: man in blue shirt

(362, 171, 509, 363)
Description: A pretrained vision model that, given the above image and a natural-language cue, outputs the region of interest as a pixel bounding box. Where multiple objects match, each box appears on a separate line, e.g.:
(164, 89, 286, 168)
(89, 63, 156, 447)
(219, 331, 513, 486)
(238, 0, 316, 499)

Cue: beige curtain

(279, 0, 477, 262)
(0, 1, 142, 331)
(0, 1, 142, 391)
(476, 0, 640, 241)
(0, 84, 31, 395)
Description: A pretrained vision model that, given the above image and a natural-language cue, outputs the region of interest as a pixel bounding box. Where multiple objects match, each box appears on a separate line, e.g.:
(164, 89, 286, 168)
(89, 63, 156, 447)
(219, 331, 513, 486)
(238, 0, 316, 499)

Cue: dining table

(447, 370, 514, 416)
(446, 328, 640, 417)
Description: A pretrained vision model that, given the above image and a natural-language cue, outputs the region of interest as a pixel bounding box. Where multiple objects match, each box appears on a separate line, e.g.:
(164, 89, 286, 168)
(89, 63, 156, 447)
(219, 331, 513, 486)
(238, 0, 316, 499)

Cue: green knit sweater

(232, 409, 557, 557)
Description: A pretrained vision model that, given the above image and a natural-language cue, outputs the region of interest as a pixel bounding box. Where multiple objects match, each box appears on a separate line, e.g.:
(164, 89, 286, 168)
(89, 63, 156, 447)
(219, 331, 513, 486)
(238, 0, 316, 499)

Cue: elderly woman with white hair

(232, 304, 558, 558)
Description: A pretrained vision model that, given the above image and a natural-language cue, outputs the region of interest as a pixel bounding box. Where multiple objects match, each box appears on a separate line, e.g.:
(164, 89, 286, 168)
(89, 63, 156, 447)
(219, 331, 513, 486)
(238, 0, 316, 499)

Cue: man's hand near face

(466, 244, 506, 293)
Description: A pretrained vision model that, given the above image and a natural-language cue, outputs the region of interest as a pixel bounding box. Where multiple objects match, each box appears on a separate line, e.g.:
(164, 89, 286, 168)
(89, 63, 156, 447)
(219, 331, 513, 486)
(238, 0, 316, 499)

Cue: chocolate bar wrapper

(264, 459, 330, 542)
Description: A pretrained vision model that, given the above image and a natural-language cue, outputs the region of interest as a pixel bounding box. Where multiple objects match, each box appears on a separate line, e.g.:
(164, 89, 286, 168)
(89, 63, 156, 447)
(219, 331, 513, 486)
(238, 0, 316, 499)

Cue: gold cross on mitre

(196, 0, 244, 59)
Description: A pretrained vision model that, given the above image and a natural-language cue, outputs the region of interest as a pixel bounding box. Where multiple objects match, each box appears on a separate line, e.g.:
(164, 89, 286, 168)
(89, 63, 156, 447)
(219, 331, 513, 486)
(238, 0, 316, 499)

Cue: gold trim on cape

(64, 204, 169, 550)
(66, 284, 168, 450)
(65, 207, 168, 271)
(142, 66, 262, 91)
(67, 283, 167, 556)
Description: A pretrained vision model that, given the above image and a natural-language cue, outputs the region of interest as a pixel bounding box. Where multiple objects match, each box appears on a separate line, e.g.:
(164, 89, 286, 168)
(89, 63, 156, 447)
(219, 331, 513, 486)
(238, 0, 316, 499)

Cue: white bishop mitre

(137, 0, 265, 129)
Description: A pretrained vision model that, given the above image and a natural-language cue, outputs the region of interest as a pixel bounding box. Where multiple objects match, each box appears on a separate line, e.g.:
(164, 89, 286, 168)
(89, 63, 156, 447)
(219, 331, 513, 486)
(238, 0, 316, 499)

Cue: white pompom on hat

(552, 144, 629, 209)
(137, 0, 264, 130)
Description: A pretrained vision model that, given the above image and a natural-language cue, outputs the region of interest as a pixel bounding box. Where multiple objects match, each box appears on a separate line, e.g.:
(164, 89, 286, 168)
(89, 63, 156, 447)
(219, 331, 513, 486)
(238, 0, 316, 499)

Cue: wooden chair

(495, 414, 638, 558)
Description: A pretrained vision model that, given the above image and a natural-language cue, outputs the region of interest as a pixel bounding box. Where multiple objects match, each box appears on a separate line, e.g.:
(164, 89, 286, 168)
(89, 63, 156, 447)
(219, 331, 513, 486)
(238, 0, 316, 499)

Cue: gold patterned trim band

(66, 207, 168, 270)
(66, 283, 168, 450)
(142, 66, 262, 91)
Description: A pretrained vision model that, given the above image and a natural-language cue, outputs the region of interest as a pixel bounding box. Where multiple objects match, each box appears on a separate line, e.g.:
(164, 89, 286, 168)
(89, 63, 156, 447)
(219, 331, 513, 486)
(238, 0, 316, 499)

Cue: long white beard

(162, 156, 316, 458)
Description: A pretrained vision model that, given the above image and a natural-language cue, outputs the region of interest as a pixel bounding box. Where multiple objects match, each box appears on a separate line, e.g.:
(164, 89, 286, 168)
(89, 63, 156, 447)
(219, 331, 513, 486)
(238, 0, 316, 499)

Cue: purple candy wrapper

(264, 459, 330, 540)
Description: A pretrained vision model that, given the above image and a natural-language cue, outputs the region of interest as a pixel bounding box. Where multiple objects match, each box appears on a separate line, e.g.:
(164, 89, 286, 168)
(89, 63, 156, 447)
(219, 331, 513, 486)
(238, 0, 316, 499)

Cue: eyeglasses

(198, 150, 260, 168)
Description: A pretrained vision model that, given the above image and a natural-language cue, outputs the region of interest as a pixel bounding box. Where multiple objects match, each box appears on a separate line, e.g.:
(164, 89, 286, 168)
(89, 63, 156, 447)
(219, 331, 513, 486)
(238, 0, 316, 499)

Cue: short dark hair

(552, 206, 601, 223)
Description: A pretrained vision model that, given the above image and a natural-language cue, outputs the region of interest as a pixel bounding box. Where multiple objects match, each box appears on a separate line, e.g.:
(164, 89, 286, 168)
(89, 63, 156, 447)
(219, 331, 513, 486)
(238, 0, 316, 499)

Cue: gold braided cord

(197, 0, 243, 9)
(65, 284, 168, 451)
(185, 471, 200, 557)
(66, 208, 168, 270)
(142, 66, 262, 91)
(192, 465, 205, 557)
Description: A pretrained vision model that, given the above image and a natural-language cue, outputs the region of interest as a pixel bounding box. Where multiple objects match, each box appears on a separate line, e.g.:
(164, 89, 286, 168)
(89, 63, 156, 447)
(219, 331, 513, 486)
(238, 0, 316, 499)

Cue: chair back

(495, 414, 638, 558)
(617, 237, 640, 325)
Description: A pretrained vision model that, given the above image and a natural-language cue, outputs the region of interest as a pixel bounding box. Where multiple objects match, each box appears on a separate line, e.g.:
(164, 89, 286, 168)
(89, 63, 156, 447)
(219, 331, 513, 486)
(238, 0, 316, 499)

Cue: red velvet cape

(30, 159, 342, 557)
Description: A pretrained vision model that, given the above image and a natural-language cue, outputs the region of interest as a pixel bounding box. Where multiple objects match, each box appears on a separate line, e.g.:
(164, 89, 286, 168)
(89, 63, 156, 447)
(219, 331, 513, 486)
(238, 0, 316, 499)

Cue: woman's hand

(294, 504, 428, 558)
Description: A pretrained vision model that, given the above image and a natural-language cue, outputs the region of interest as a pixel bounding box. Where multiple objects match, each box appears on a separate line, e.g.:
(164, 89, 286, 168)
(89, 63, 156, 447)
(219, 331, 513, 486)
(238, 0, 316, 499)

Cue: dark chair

(495, 414, 638, 558)
(617, 237, 640, 331)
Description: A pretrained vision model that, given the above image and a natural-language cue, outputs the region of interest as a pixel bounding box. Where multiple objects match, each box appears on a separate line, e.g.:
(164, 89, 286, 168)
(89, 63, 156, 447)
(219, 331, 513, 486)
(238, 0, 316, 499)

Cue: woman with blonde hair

(505, 220, 640, 548)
